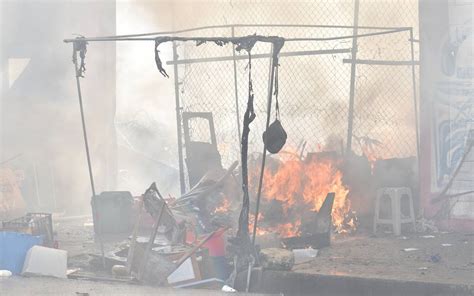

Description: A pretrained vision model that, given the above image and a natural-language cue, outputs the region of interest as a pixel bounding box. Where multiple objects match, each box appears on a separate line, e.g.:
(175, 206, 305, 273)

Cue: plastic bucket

(0, 232, 43, 274)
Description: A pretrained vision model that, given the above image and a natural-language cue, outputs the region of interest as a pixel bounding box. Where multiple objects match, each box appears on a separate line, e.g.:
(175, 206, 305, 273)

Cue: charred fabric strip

(72, 37, 88, 77)
(228, 51, 256, 259)
(227, 50, 257, 287)
(153, 35, 284, 77)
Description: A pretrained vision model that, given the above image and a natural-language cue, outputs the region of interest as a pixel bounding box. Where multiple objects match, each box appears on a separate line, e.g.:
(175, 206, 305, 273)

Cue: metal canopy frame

(64, 21, 419, 273)
(64, 22, 419, 195)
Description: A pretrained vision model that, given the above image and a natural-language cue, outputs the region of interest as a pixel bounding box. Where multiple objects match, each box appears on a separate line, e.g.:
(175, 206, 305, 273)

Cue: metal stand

(72, 44, 105, 268)
(251, 45, 276, 245)
(172, 41, 186, 195)
(247, 44, 278, 293)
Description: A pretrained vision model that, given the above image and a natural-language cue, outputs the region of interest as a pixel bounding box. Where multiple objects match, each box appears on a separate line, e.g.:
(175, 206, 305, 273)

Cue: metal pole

(49, 164, 57, 211)
(63, 24, 410, 43)
(231, 26, 242, 156)
(346, 0, 360, 154)
(172, 41, 186, 194)
(72, 47, 105, 267)
(341, 58, 420, 66)
(409, 28, 420, 159)
(63, 28, 408, 44)
(73, 52, 97, 199)
(33, 162, 41, 208)
(166, 48, 351, 66)
(252, 45, 275, 245)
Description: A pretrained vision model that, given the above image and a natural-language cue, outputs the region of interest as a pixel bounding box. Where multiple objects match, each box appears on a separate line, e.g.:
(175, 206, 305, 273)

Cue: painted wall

(420, 0, 474, 226)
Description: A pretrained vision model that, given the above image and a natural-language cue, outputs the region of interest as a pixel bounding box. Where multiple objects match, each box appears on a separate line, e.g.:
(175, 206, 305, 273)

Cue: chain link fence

(167, 0, 419, 189)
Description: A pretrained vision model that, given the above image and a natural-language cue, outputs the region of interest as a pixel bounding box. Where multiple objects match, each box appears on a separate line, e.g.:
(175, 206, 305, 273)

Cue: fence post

(409, 28, 420, 160)
(346, 0, 360, 154)
(72, 43, 105, 268)
(231, 26, 242, 156)
(172, 41, 186, 194)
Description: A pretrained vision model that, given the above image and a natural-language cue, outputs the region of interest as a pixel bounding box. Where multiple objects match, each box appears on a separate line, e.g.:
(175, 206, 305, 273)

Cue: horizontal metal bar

(166, 48, 351, 65)
(64, 27, 411, 44)
(65, 24, 412, 41)
(342, 59, 420, 66)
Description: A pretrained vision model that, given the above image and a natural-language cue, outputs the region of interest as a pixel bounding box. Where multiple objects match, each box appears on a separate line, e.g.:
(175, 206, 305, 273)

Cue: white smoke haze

(115, 0, 178, 197)
(1, 0, 419, 217)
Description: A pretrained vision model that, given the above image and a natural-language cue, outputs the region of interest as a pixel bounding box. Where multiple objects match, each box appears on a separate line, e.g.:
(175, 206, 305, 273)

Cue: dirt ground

(294, 231, 474, 286)
(53, 216, 474, 287)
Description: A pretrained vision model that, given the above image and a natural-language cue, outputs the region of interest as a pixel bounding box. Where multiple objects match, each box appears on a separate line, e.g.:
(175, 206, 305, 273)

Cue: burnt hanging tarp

(151, 35, 285, 236)
(69, 34, 286, 285)
(152, 34, 285, 284)
(152, 35, 283, 77)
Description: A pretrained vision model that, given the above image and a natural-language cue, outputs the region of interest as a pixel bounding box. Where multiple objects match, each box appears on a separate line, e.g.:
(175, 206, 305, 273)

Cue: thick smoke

(0, 0, 420, 218)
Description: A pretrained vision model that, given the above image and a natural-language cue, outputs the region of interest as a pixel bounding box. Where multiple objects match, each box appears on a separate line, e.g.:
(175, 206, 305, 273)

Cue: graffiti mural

(434, 82, 473, 187)
(433, 16, 473, 190)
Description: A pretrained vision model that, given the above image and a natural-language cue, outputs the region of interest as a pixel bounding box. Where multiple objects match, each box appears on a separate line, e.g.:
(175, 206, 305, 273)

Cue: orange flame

(362, 146, 377, 172)
(252, 152, 356, 237)
(254, 221, 301, 237)
(214, 198, 231, 213)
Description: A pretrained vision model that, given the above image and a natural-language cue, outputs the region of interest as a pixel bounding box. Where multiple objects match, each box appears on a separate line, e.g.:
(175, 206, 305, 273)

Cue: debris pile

(1, 157, 355, 291)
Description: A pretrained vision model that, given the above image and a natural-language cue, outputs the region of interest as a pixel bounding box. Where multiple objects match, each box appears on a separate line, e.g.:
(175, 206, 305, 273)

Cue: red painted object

(202, 228, 227, 257)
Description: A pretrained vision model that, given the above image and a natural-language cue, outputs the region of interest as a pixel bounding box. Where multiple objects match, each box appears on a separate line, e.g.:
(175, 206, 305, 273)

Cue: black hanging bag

(262, 64, 286, 154)
(263, 119, 287, 154)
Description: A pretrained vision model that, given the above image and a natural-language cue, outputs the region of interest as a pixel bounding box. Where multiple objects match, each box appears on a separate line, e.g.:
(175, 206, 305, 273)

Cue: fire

(355, 135, 383, 171)
(254, 221, 301, 238)
(252, 152, 356, 237)
(362, 146, 377, 172)
(214, 197, 231, 213)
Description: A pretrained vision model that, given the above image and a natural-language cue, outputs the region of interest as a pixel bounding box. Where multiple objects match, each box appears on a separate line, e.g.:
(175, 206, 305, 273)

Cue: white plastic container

(0, 270, 12, 277)
(22, 246, 67, 278)
(292, 248, 318, 264)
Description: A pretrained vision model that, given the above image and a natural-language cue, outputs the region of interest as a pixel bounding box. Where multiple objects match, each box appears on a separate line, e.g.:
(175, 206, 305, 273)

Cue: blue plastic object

(0, 231, 43, 274)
